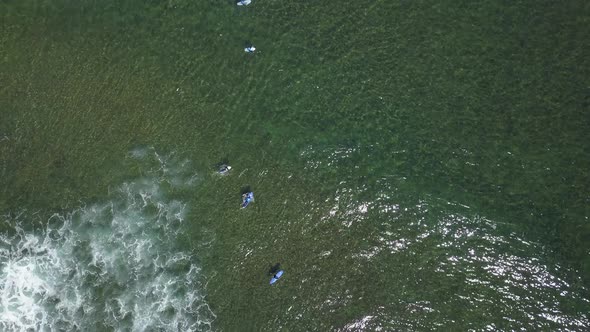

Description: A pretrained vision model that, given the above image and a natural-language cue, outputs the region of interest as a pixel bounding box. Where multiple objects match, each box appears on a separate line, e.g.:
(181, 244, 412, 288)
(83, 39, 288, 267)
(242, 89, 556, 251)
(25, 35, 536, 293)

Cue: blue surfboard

(270, 270, 284, 285)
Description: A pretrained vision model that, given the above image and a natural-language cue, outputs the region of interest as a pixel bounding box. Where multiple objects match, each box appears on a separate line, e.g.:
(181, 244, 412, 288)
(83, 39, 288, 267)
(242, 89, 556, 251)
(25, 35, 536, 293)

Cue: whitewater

(0, 148, 215, 331)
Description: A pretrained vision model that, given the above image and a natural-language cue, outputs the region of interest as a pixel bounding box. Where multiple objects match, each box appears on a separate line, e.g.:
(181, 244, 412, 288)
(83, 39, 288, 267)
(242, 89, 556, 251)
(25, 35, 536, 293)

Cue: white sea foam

(0, 148, 214, 331)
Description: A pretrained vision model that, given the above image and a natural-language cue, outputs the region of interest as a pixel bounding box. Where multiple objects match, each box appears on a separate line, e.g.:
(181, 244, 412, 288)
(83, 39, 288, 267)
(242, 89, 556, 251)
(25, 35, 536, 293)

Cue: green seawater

(1, 0, 589, 330)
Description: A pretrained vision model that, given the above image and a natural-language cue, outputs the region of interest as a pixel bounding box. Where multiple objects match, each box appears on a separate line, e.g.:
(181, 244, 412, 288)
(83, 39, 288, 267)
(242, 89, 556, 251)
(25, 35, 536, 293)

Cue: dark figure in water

(217, 164, 231, 175)
(244, 40, 256, 53)
(241, 191, 254, 208)
(268, 263, 281, 275)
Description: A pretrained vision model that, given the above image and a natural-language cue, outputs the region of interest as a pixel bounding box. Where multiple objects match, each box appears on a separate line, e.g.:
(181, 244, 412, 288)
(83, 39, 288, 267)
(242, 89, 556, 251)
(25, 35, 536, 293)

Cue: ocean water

(1, 148, 214, 331)
(1, 0, 589, 331)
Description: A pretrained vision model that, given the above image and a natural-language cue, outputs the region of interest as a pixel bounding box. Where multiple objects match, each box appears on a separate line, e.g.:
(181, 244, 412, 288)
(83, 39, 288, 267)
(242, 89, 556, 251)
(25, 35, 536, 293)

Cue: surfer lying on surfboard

(241, 192, 254, 208)
(269, 263, 284, 285)
(217, 164, 231, 175)
(270, 270, 284, 284)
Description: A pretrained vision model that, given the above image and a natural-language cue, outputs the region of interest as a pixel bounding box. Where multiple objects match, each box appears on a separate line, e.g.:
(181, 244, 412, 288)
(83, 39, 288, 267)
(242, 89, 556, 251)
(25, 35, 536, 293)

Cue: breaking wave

(0, 148, 215, 331)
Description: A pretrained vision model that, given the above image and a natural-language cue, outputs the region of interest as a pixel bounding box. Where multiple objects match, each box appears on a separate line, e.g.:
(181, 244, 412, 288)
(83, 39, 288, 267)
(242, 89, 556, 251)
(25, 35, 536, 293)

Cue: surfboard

(237, 0, 251, 6)
(270, 270, 284, 284)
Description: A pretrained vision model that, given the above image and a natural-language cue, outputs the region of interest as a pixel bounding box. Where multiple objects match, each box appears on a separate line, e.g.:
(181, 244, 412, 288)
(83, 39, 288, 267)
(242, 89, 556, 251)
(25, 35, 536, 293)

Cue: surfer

(241, 191, 254, 208)
(269, 263, 283, 284)
(237, 0, 252, 6)
(244, 45, 256, 53)
(270, 270, 284, 285)
(217, 164, 231, 175)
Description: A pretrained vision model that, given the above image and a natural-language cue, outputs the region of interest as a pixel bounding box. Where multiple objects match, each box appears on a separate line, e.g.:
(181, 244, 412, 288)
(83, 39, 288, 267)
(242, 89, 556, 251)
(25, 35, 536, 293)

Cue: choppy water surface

(273, 146, 590, 331)
(1, 0, 589, 331)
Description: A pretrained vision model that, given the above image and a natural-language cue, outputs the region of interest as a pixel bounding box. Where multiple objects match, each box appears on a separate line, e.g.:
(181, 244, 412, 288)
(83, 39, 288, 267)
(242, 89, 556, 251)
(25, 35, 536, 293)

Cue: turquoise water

(1, 0, 589, 330)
